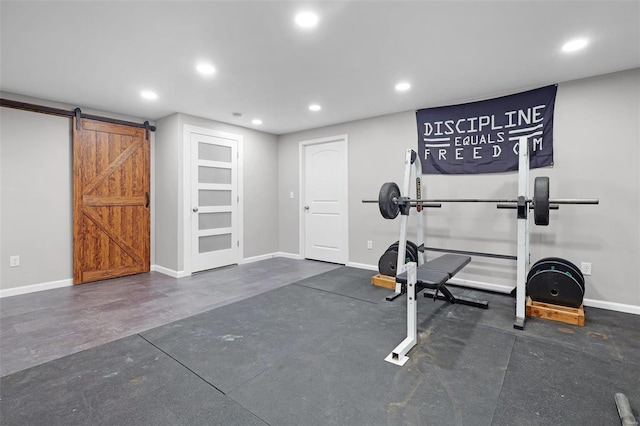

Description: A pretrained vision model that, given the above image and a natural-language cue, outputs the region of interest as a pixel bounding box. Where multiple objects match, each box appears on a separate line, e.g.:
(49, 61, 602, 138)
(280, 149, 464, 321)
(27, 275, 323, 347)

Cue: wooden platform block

(371, 274, 396, 290)
(526, 297, 585, 326)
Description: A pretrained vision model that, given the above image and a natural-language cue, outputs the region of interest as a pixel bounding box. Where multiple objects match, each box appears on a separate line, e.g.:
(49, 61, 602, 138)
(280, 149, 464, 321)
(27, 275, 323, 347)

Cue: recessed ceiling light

(140, 90, 158, 100)
(295, 12, 319, 28)
(252, 119, 263, 125)
(562, 38, 589, 53)
(196, 62, 216, 76)
(395, 82, 411, 92)
(309, 104, 322, 111)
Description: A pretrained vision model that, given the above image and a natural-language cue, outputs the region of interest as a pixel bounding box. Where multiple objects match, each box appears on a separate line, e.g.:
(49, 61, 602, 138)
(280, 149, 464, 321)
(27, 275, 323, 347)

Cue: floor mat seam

(292, 283, 381, 304)
(488, 334, 518, 425)
(137, 333, 227, 395)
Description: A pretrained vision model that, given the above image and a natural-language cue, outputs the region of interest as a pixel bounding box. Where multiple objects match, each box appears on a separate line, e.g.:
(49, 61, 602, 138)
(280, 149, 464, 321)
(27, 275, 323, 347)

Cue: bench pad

(396, 254, 471, 286)
(421, 254, 471, 276)
(396, 269, 449, 286)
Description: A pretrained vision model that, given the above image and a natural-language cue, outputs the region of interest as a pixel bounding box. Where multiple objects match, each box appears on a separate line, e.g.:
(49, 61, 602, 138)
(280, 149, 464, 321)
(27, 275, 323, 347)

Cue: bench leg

(424, 289, 489, 309)
(423, 286, 489, 309)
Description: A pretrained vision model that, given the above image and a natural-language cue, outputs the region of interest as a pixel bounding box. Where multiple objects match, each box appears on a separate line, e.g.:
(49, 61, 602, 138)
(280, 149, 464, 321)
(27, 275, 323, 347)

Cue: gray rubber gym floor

(1, 265, 639, 425)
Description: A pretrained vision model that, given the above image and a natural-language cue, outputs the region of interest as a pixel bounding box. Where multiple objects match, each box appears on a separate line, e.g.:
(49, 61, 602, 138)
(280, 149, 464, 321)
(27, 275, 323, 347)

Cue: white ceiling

(1, 1, 639, 135)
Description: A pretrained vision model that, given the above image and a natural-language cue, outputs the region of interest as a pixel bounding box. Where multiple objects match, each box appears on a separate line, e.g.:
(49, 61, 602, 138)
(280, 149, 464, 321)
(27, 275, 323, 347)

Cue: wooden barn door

(73, 118, 150, 284)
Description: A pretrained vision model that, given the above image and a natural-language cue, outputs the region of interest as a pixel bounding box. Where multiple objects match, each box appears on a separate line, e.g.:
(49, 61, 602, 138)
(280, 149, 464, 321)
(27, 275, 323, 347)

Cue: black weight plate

(379, 182, 401, 220)
(407, 240, 419, 263)
(387, 243, 415, 264)
(528, 257, 584, 291)
(378, 249, 399, 277)
(528, 258, 584, 288)
(527, 270, 584, 308)
(528, 261, 584, 294)
(387, 241, 417, 264)
(533, 176, 550, 226)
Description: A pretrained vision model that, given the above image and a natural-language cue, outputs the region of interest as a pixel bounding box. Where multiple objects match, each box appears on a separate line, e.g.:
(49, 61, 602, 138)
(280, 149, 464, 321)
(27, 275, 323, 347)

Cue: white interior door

(191, 132, 239, 272)
(302, 137, 348, 264)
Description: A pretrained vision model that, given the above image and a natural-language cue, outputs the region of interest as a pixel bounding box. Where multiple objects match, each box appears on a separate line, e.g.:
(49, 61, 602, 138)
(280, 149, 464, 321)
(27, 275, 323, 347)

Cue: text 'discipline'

(416, 85, 557, 174)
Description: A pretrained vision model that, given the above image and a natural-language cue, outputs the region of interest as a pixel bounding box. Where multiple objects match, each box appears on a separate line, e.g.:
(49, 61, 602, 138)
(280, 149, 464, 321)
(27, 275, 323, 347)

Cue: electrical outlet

(9, 255, 20, 267)
(289, 191, 294, 199)
(580, 262, 592, 276)
(367, 240, 373, 250)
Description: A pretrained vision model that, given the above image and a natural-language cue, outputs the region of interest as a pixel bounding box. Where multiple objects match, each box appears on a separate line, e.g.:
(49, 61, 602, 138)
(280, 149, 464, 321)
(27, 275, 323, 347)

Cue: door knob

(304, 205, 310, 210)
(193, 207, 199, 213)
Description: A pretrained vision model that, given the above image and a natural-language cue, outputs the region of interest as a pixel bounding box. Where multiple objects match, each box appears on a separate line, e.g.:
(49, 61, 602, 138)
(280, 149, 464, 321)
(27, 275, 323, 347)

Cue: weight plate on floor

(380, 241, 418, 277)
(529, 257, 584, 291)
(533, 176, 550, 226)
(527, 269, 584, 308)
(387, 241, 417, 263)
(378, 182, 401, 219)
(378, 249, 399, 277)
(407, 240, 419, 263)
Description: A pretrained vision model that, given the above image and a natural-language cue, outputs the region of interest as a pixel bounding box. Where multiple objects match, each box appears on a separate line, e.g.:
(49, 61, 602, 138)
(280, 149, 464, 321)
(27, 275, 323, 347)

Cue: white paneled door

(302, 136, 348, 264)
(190, 132, 239, 272)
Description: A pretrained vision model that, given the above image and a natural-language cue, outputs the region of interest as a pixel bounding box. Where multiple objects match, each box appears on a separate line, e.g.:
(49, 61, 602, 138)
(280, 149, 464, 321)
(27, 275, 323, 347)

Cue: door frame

(298, 134, 349, 263)
(182, 124, 244, 276)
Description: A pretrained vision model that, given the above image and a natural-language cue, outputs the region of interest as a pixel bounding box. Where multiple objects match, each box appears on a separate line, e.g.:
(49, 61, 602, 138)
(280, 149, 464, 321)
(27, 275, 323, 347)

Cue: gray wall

(278, 68, 640, 307)
(154, 113, 279, 273)
(154, 113, 181, 271)
(1, 100, 279, 289)
(1, 108, 72, 289)
(0, 92, 155, 291)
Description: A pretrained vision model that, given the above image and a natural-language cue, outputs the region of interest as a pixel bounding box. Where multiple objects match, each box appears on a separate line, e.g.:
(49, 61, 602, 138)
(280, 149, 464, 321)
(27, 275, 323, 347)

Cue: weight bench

(385, 254, 489, 366)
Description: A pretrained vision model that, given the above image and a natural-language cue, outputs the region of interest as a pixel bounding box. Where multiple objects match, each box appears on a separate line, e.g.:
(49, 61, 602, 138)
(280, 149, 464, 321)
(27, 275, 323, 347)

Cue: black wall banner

(416, 85, 557, 174)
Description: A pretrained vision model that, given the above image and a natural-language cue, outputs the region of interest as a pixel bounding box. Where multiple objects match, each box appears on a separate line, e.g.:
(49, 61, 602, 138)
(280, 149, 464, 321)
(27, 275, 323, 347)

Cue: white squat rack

(387, 135, 533, 331)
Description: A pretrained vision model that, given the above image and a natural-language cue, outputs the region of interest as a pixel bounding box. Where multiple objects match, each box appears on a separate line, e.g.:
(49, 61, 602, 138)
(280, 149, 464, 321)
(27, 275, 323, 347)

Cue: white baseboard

(346, 262, 378, 271)
(242, 253, 279, 264)
(0, 278, 73, 298)
(242, 252, 304, 264)
(275, 252, 304, 260)
(151, 265, 189, 278)
(583, 298, 640, 315)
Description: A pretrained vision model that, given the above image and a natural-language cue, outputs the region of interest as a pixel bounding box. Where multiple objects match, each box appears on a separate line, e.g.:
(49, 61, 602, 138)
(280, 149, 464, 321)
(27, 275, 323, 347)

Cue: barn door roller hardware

(0, 98, 156, 134)
(75, 107, 82, 130)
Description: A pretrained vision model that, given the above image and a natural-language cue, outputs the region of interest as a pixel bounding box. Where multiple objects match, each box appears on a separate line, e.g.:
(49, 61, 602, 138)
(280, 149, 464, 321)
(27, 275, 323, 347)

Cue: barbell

(362, 176, 599, 225)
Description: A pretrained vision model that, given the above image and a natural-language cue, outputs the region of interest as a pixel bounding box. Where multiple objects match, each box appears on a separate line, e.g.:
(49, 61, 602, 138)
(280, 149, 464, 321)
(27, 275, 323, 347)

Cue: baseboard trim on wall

(0, 278, 73, 298)
(151, 265, 189, 278)
(583, 298, 640, 315)
(345, 262, 378, 271)
(275, 252, 304, 260)
(242, 253, 279, 264)
(242, 252, 304, 264)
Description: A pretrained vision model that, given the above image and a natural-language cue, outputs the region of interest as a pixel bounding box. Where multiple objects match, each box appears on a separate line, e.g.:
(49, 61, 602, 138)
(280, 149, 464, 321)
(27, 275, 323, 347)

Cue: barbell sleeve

(548, 199, 599, 204)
